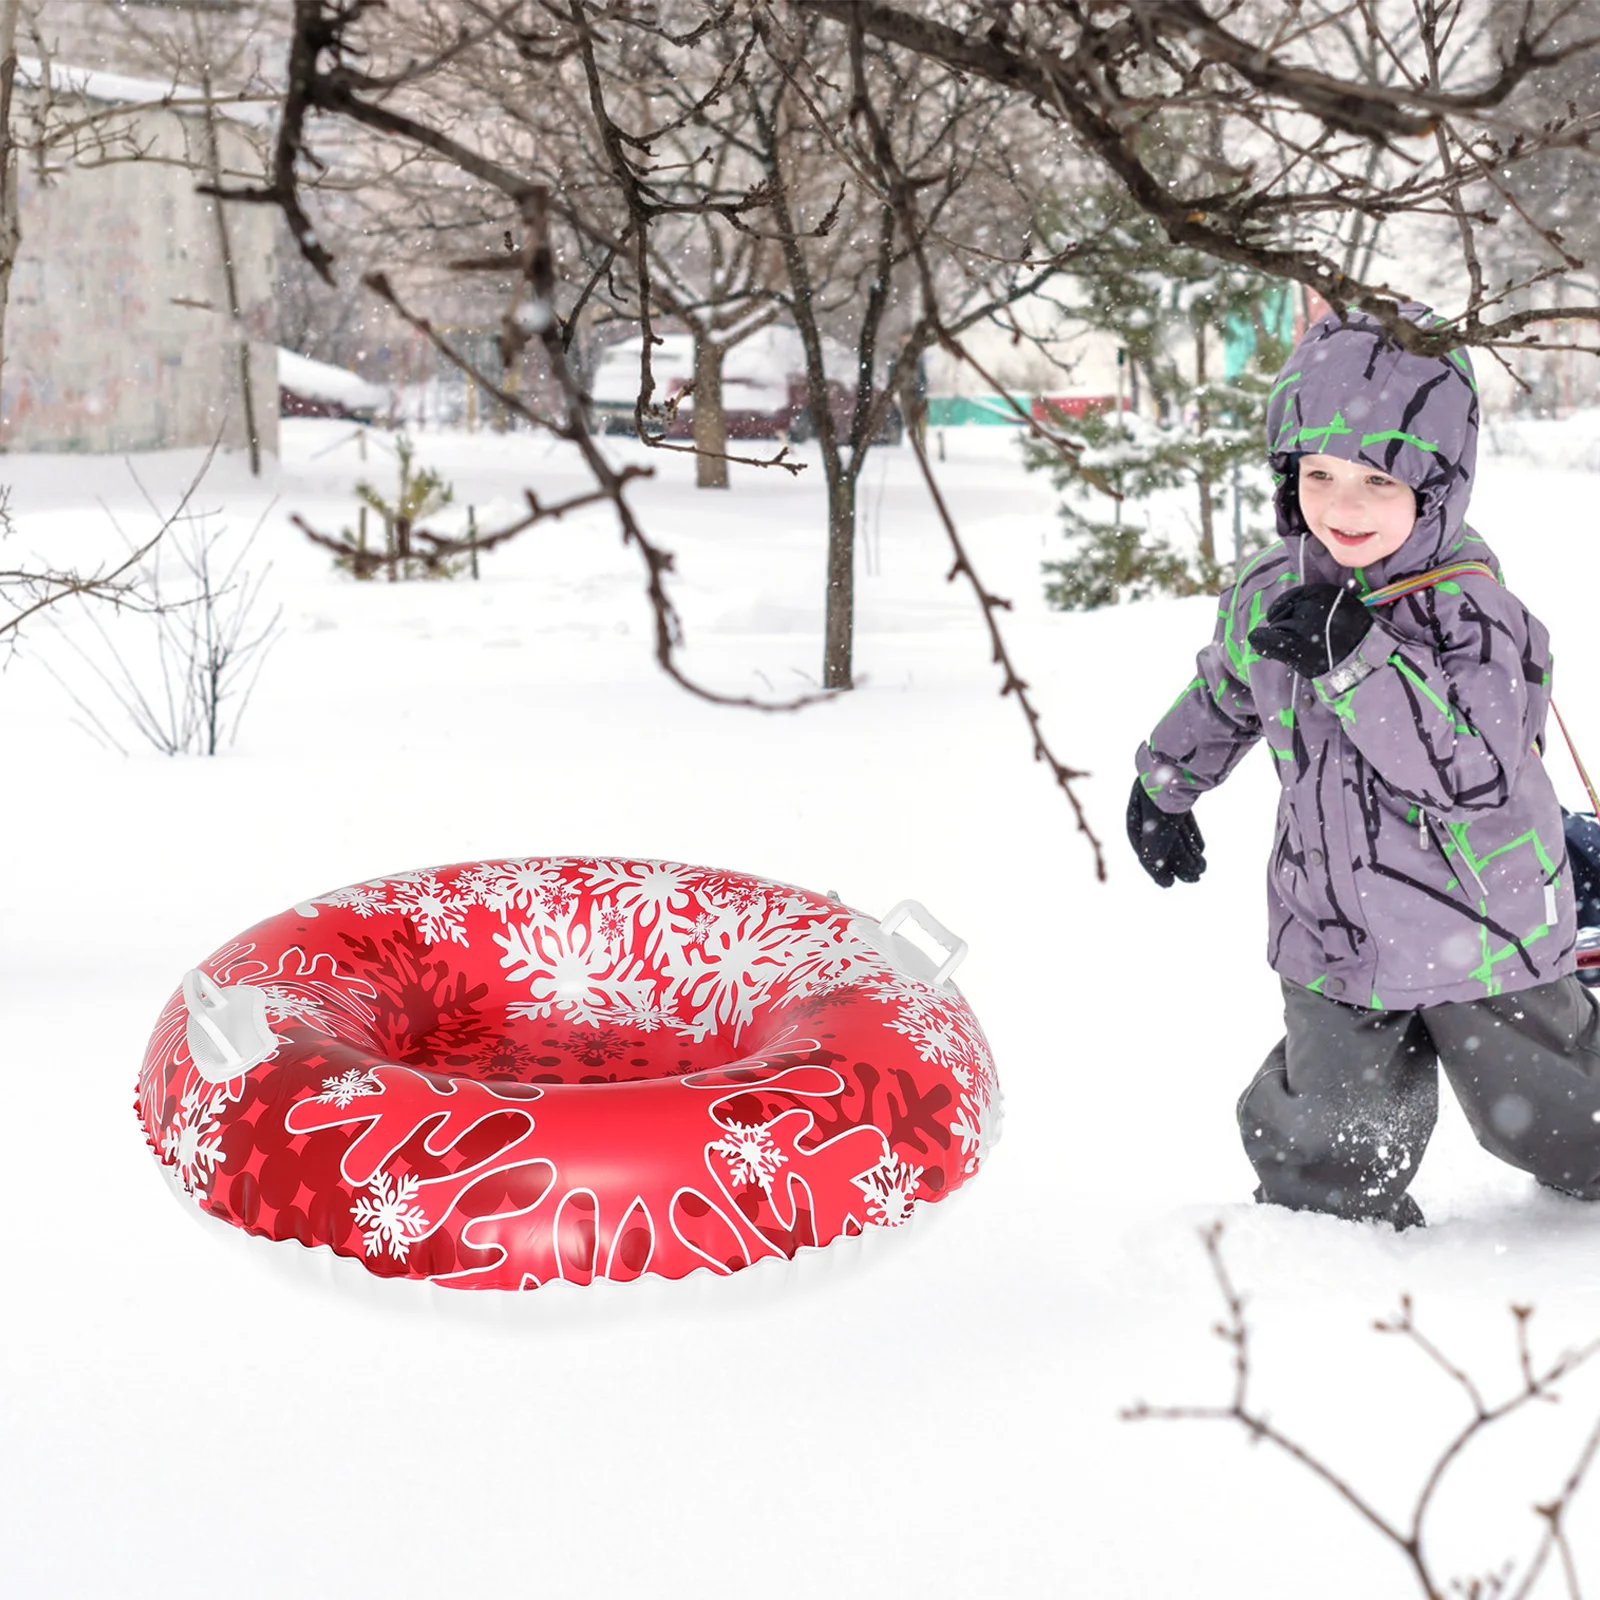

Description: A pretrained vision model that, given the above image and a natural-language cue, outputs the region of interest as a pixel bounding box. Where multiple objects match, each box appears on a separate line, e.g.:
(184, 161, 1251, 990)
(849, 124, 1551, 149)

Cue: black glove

(1247, 582, 1372, 677)
(1127, 779, 1206, 887)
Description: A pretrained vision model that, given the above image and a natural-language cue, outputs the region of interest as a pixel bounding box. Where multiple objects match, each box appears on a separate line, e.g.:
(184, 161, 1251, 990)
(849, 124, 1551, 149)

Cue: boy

(1130, 306, 1600, 1227)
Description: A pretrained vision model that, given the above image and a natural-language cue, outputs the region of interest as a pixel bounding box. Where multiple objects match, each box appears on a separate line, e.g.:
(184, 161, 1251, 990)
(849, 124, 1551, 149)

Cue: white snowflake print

(314, 882, 389, 918)
(318, 1067, 384, 1108)
(351, 1171, 429, 1260)
(162, 1081, 230, 1194)
(710, 1121, 788, 1191)
(586, 1001, 689, 1035)
(458, 859, 565, 920)
(259, 986, 338, 1030)
(774, 920, 893, 1003)
(882, 993, 970, 1077)
(577, 860, 697, 962)
(669, 907, 796, 1040)
(853, 1152, 924, 1227)
(388, 871, 470, 945)
(950, 1088, 993, 1175)
(496, 911, 655, 1027)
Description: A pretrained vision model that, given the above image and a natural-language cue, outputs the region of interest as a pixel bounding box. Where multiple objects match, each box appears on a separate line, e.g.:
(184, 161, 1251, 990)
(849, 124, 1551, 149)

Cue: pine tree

(1026, 193, 1294, 610)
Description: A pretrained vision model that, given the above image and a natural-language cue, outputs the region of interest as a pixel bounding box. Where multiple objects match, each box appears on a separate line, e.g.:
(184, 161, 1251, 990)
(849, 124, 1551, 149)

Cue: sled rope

(1358, 560, 1499, 607)
(1359, 561, 1600, 815)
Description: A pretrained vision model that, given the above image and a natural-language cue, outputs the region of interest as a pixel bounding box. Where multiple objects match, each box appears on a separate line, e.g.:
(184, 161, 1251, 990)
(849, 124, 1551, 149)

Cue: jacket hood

(1265, 304, 1480, 586)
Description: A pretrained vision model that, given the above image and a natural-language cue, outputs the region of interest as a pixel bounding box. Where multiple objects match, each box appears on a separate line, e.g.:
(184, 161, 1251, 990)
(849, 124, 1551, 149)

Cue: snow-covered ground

(4, 420, 1599, 1598)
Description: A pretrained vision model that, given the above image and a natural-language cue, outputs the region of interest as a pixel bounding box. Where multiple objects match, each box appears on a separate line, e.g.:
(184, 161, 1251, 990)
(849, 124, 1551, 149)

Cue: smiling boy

(1127, 305, 1600, 1227)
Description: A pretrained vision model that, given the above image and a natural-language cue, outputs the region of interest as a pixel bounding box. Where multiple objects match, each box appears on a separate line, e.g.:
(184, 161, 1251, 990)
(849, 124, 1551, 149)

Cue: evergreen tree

(1026, 193, 1295, 611)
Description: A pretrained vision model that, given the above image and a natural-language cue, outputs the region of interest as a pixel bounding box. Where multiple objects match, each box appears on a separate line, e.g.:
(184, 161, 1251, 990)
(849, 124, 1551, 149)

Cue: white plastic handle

(182, 969, 245, 1074)
(181, 970, 282, 1082)
(878, 900, 968, 987)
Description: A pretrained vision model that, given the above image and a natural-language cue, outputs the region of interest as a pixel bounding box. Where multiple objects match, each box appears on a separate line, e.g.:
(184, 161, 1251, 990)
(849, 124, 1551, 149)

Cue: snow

(4, 420, 1600, 1597)
(276, 348, 390, 414)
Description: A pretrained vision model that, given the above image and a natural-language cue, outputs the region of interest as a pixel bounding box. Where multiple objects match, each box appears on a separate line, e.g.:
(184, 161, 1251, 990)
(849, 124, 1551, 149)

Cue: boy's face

(1297, 453, 1417, 566)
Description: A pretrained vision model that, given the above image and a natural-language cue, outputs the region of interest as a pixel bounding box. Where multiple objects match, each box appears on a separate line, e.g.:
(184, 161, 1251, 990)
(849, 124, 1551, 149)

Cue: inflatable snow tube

(137, 858, 1000, 1292)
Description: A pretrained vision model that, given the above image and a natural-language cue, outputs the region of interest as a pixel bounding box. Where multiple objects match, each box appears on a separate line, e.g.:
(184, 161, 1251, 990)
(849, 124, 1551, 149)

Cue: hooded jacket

(1138, 307, 1576, 1008)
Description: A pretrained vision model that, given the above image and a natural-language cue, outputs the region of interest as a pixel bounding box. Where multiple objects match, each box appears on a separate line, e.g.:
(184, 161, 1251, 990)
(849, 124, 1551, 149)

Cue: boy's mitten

(1248, 583, 1372, 678)
(1127, 779, 1206, 887)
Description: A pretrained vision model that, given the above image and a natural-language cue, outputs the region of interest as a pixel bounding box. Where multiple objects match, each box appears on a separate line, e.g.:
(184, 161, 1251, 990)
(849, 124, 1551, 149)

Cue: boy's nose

(1329, 480, 1366, 516)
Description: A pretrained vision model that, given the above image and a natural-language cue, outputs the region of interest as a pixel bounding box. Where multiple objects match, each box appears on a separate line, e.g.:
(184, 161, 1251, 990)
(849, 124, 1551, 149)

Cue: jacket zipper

(1420, 807, 1487, 896)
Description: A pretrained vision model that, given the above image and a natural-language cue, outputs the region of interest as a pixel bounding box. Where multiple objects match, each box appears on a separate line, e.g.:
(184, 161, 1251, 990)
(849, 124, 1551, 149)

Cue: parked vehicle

(277, 348, 389, 423)
(588, 325, 902, 443)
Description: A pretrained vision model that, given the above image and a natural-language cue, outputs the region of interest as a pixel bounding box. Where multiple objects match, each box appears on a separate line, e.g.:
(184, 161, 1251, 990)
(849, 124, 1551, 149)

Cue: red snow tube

(137, 858, 999, 1291)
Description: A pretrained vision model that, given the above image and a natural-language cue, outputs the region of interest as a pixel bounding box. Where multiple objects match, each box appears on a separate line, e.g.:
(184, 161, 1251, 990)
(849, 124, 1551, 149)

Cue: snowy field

(4, 420, 1600, 1598)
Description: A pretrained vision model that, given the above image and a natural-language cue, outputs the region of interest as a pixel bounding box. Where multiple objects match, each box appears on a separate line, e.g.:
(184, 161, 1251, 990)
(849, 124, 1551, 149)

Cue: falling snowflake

(318, 1067, 384, 1107)
(162, 1081, 230, 1194)
(315, 883, 389, 918)
(710, 1121, 788, 1191)
(853, 1152, 924, 1227)
(388, 872, 471, 945)
(351, 1170, 429, 1260)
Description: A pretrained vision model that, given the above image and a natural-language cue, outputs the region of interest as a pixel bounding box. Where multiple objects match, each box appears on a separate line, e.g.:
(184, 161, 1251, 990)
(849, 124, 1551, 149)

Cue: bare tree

(0, 0, 20, 393)
(204, 0, 1600, 876)
(1128, 1224, 1600, 1600)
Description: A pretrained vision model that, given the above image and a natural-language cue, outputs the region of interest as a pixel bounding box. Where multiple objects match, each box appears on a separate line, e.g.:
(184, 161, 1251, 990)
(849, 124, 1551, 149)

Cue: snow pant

(1237, 975, 1600, 1222)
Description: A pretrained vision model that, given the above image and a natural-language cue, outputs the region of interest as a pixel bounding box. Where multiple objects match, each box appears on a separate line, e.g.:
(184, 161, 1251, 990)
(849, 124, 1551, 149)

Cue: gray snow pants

(1238, 975, 1600, 1222)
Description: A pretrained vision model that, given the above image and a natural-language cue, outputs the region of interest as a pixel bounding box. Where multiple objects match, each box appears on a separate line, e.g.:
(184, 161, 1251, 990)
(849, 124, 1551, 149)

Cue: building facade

(1, 11, 279, 457)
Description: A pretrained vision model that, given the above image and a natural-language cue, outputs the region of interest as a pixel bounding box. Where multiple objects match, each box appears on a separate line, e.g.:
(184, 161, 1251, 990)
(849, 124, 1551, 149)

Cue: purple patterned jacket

(1138, 309, 1576, 1008)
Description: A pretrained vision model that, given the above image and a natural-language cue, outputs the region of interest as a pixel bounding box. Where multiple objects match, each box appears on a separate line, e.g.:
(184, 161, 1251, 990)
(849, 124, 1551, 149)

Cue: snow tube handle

(181, 970, 281, 1083)
(877, 900, 968, 988)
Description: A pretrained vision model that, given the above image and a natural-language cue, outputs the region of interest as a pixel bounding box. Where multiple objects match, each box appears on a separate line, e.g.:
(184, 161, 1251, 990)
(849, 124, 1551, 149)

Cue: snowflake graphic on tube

(314, 883, 389, 918)
(710, 1121, 788, 1191)
(774, 921, 892, 1002)
(162, 1081, 230, 1194)
(950, 1088, 993, 1175)
(351, 1171, 429, 1260)
(258, 986, 340, 1031)
(595, 902, 630, 946)
(578, 859, 698, 961)
(883, 994, 970, 1077)
(318, 1067, 384, 1108)
(388, 872, 470, 946)
(588, 1001, 689, 1035)
(670, 908, 797, 1040)
(458, 859, 567, 921)
(497, 911, 655, 1027)
(853, 1152, 924, 1227)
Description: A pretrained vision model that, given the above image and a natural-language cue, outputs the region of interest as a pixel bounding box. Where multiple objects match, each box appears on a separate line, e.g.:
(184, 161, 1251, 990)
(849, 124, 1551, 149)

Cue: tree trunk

(692, 330, 729, 489)
(1194, 316, 1215, 566)
(198, 66, 261, 476)
(0, 0, 21, 420)
(754, 94, 854, 687)
(823, 474, 855, 688)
